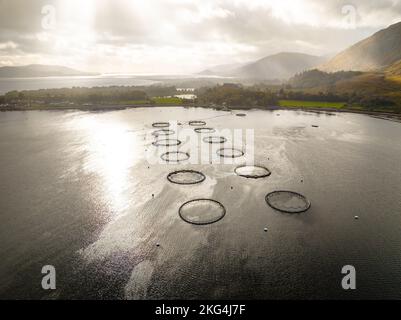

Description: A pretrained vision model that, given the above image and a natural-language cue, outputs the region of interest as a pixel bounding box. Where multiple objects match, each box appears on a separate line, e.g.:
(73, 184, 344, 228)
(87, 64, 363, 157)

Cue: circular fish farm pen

(194, 127, 216, 134)
(167, 170, 206, 185)
(161, 151, 190, 163)
(234, 165, 271, 179)
(152, 139, 182, 147)
(265, 191, 311, 213)
(179, 199, 226, 225)
(203, 136, 227, 144)
(217, 148, 244, 158)
(152, 129, 175, 137)
(189, 120, 207, 126)
(152, 122, 170, 128)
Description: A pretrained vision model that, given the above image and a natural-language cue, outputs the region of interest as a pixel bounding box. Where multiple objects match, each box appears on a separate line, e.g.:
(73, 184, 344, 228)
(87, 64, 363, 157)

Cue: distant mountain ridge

(199, 52, 326, 80)
(0, 64, 97, 78)
(198, 62, 246, 76)
(320, 21, 401, 72)
(228, 52, 326, 80)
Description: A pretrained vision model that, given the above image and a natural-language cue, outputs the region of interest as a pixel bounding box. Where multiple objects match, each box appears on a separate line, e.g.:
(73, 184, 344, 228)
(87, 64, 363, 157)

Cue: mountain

(320, 21, 401, 72)
(0, 64, 97, 78)
(198, 62, 246, 76)
(230, 52, 325, 80)
(199, 52, 325, 80)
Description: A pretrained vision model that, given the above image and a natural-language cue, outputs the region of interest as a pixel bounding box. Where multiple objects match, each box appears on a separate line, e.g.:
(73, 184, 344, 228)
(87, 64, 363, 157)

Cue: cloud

(0, 0, 400, 73)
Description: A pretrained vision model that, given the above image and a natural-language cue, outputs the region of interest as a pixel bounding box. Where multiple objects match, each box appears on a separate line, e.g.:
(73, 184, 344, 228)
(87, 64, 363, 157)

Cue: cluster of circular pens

(150, 118, 311, 228)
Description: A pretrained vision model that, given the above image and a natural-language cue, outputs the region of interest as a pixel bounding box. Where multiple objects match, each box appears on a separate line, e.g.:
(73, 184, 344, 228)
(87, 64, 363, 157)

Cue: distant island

(0, 64, 98, 78)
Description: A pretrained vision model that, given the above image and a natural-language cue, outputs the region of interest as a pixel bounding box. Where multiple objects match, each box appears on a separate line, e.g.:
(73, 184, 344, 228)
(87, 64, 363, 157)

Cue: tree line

(0, 86, 179, 104)
(196, 84, 278, 108)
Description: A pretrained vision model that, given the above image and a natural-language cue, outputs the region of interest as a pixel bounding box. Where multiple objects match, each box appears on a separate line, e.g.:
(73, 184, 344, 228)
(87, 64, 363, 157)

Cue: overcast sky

(1, 0, 401, 74)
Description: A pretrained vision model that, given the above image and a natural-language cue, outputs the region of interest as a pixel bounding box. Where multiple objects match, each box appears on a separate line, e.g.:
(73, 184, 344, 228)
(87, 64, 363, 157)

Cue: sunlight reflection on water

(73, 116, 142, 216)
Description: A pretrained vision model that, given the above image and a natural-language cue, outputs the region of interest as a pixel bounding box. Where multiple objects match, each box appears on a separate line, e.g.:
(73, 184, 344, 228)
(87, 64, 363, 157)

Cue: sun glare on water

(75, 116, 142, 217)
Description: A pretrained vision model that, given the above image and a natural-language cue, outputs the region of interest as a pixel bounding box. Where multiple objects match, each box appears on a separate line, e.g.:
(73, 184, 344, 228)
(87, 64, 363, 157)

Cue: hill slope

(229, 52, 325, 80)
(287, 68, 401, 110)
(320, 21, 401, 72)
(385, 59, 401, 76)
(289, 69, 362, 89)
(0, 64, 96, 78)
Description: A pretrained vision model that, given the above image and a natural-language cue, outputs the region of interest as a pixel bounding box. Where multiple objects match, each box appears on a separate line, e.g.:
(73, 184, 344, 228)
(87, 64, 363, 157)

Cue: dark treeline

(349, 95, 396, 109)
(142, 86, 177, 98)
(280, 90, 395, 109)
(196, 84, 277, 108)
(288, 69, 363, 88)
(1, 85, 179, 104)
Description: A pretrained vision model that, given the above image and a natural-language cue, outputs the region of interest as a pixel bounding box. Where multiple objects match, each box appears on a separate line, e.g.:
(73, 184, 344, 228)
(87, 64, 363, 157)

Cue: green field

(152, 97, 183, 104)
(279, 100, 346, 109)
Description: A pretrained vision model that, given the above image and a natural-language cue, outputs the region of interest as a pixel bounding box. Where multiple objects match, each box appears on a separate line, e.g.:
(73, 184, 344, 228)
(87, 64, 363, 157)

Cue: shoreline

(1, 103, 401, 122)
(265, 106, 401, 122)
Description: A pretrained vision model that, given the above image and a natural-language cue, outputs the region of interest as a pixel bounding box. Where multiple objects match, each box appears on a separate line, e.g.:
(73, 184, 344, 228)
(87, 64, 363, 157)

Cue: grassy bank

(278, 99, 401, 114)
(152, 97, 184, 104)
(278, 100, 346, 109)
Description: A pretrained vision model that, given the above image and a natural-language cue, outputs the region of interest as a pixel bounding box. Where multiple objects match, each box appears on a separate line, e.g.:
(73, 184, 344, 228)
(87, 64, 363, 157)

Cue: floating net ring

(234, 165, 271, 179)
(217, 148, 244, 158)
(167, 170, 206, 185)
(161, 151, 190, 163)
(179, 199, 226, 225)
(152, 122, 170, 128)
(203, 136, 227, 144)
(152, 129, 175, 137)
(194, 127, 216, 134)
(265, 191, 311, 213)
(189, 120, 206, 126)
(152, 139, 181, 147)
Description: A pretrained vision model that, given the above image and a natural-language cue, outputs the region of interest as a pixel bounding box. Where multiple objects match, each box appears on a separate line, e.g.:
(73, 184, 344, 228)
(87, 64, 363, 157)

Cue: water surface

(0, 107, 401, 299)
